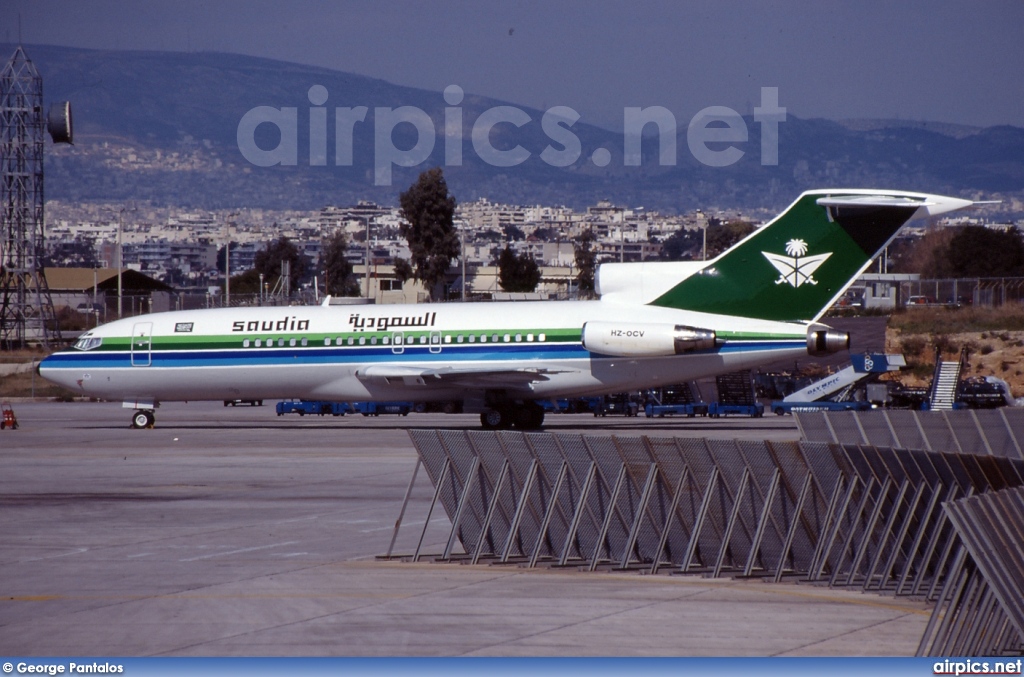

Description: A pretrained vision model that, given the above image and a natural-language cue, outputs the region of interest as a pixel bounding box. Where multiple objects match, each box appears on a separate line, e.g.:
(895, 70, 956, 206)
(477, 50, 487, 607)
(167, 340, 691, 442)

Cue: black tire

(480, 409, 506, 430)
(513, 403, 545, 430)
(131, 410, 153, 429)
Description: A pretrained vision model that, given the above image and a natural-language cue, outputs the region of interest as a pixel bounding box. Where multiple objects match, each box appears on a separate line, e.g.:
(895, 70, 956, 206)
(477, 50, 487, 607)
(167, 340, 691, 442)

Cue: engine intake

(582, 321, 716, 357)
(807, 329, 850, 356)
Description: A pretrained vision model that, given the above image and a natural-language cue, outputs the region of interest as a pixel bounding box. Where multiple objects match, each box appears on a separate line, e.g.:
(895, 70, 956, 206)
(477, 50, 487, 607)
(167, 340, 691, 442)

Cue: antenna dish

(47, 101, 73, 144)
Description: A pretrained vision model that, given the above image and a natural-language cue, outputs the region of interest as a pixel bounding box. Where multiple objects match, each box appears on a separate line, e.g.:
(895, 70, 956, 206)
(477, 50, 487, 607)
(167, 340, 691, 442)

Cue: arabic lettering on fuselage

(348, 312, 437, 332)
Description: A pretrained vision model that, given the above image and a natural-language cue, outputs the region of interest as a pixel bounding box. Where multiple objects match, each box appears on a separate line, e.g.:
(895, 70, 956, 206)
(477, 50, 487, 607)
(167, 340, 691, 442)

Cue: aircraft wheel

(513, 403, 545, 430)
(131, 410, 155, 429)
(480, 408, 508, 430)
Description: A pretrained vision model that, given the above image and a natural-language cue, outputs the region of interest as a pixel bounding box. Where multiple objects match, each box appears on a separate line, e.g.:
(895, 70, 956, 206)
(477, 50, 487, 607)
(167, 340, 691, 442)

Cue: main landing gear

(480, 401, 545, 430)
(131, 410, 155, 429)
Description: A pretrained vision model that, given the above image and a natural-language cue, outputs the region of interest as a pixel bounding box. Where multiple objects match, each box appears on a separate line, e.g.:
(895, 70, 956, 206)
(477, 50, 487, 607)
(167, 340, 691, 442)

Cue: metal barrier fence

(390, 431, 1024, 600)
(795, 410, 1024, 460)
(901, 277, 1024, 307)
(917, 486, 1024, 656)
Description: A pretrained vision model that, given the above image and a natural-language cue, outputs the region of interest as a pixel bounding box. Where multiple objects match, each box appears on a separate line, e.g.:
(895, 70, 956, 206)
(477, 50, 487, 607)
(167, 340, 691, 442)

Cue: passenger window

(289, 338, 296, 347)
(515, 334, 522, 342)
(243, 339, 251, 348)
(255, 339, 262, 347)
(359, 337, 366, 345)
(539, 333, 546, 341)
(492, 334, 499, 342)
(371, 336, 378, 345)
(527, 334, 534, 342)
(277, 338, 284, 347)
(347, 337, 355, 346)
(503, 334, 510, 342)
(301, 338, 308, 347)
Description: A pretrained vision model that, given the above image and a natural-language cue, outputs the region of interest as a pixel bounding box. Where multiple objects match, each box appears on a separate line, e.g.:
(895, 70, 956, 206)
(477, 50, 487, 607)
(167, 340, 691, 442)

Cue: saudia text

(232, 316, 311, 332)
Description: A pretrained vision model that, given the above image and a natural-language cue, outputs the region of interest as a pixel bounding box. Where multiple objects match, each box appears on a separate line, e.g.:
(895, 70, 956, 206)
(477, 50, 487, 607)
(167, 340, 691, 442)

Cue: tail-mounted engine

(582, 321, 716, 357)
(807, 328, 850, 356)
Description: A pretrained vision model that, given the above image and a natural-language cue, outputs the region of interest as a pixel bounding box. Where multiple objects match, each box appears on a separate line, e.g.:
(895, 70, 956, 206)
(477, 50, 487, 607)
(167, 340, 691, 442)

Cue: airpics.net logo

(236, 85, 786, 186)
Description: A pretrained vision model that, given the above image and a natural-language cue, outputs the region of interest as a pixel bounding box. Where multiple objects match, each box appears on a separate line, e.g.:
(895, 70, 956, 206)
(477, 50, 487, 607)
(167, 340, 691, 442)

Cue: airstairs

(928, 348, 966, 411)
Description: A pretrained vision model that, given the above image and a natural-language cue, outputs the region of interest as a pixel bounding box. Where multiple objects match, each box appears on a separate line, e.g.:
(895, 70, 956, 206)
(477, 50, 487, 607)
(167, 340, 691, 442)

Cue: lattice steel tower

(1, 46, 62, 348)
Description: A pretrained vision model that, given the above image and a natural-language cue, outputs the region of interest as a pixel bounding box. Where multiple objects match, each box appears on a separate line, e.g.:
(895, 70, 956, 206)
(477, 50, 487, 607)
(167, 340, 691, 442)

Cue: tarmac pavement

(0, 401, 931, 656)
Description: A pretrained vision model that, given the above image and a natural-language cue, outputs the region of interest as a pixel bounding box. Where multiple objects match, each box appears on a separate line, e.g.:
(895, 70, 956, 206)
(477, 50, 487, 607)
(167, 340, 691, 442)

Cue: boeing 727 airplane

(39, 189, 978, 429)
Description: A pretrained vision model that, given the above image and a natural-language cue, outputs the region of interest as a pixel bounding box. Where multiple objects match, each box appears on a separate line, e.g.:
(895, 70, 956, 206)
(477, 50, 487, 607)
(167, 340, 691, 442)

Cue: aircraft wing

(354, 364, 563, 389)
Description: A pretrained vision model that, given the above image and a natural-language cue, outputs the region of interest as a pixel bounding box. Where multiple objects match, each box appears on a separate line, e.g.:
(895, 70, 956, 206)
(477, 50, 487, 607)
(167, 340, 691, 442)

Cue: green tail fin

(649, 191, 943, 322)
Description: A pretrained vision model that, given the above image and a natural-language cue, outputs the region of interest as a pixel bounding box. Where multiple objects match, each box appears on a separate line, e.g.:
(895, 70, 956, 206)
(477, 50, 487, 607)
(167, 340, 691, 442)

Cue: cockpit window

(73, 336, 103, 351)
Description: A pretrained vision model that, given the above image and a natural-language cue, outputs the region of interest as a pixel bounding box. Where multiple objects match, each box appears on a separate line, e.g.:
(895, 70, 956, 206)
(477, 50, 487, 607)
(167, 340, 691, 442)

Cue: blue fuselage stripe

(41, 339, 805, 370)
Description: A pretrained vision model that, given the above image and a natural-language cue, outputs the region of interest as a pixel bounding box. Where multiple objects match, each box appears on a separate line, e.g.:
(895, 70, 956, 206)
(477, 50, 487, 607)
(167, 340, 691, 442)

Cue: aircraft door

(131, 322, 153, 367)
(392, 332, 404, 354)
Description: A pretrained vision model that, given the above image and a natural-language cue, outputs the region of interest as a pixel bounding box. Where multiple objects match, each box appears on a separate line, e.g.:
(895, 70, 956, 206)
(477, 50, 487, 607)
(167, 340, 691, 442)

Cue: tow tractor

(1, 400, 18, 430)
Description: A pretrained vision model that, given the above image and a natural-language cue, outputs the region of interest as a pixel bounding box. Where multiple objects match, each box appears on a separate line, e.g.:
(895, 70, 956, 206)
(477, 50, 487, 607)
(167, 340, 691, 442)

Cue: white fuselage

(39, 298, 810, 405)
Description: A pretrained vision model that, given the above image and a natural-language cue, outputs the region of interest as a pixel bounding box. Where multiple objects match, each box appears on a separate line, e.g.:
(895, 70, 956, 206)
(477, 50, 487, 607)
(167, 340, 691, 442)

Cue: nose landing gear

(131, 410, 155, 429)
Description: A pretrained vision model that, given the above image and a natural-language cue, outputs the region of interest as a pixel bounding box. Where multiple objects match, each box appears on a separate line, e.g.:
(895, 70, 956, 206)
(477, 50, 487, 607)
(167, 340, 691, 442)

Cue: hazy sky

(4, 0, 1023, 130)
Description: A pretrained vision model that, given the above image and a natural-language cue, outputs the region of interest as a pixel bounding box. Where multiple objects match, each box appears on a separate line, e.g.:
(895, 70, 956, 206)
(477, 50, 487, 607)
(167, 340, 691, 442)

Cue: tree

(889, 229, 957, 277)
(496, 245, 541, 292)
(659, 228, 701, 261)
(704, 219, 754, 259)
(504, 224, 526, 241)
(574, 228, 597, 297)
(946, 226, 1024, 278)
(253, 235, 309, 294)
(228, 268, 262, 294)
(889, 226, 1024, 278)
(46, 237, 99, 268)
(395, 168, 460, 301)
(532, 226, 559, 241)
(321, 230, 359, 296)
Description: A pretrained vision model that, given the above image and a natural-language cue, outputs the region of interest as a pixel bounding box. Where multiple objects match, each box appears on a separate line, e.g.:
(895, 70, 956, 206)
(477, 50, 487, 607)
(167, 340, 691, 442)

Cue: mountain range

(7, 43, 1024, 214)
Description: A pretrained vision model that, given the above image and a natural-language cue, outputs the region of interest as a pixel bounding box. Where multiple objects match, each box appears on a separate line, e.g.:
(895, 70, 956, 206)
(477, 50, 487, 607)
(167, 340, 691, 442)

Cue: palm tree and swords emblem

(762, 239, 832, 288)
